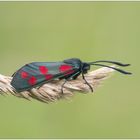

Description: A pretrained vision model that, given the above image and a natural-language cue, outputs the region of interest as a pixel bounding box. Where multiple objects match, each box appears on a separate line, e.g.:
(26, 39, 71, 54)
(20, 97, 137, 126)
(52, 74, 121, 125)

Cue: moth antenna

(88, 60, 130, 67)
(91, 63, 132, 75)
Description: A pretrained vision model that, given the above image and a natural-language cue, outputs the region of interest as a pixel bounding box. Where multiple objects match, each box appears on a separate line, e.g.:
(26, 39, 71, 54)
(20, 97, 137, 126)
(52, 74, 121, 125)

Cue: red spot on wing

(21, 71, 28, 79)
(39, 66, 48, 74)
(28, 76, 37, 85)
(45, 74, 53, 80)
(65, 70, 75, 75)
(59, 65, 73, 72)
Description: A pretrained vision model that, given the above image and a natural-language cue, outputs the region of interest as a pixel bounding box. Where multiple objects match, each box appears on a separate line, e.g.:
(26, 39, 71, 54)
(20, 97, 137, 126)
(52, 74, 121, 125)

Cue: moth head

(82, 63, 90, 74)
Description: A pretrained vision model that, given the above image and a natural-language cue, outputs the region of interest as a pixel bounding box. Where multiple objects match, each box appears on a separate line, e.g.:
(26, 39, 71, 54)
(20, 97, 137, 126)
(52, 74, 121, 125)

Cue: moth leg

(61, 79, 68, 94)
(69, 71, 81, 80)
(81, 72, 93, 92)
(61, 71, 81, 94)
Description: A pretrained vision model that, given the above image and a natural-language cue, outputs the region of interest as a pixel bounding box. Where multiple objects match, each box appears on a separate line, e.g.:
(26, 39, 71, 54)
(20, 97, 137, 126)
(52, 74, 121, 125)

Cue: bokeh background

(0, 2, 139, 138)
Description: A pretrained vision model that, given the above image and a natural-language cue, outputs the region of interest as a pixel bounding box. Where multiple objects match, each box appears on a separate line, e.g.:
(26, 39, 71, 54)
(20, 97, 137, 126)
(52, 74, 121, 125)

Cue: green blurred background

(0, 2, 139, 138)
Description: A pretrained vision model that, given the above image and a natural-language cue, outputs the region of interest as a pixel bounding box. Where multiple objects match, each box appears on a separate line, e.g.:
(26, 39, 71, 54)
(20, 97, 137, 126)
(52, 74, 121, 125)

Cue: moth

(11, 58, 132, 92)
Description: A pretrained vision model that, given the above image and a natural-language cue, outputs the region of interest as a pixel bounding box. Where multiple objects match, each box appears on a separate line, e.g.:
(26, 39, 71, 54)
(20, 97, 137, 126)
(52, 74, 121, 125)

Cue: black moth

(11, 58, 132, 93)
